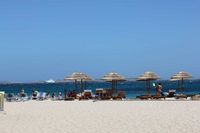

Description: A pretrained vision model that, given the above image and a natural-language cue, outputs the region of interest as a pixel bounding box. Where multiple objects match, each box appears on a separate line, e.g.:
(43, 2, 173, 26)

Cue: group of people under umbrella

(64, 71, 193, 98)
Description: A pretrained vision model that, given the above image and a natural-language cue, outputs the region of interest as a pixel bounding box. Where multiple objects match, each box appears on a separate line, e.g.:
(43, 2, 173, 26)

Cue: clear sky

(0, 0, 200, 82)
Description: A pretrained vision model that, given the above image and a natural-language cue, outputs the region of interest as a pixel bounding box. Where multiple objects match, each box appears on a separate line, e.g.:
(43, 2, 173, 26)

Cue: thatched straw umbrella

(137, 71, 160, 95)
(102, 72, 126, 95)
(64, 72, 92, 93)
(171, 71, 192, 94)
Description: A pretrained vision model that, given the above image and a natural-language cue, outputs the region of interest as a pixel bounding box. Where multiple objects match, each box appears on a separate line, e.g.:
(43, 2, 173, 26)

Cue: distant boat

(45, 79, 56, 83)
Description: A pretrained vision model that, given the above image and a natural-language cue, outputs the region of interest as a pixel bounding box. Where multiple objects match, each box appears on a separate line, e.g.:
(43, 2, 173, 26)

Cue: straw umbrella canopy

(171, 71, 192, 94)
(102, 72, 126, 94)
(136, 71, 160, 95)
(64, 72, 92, 92)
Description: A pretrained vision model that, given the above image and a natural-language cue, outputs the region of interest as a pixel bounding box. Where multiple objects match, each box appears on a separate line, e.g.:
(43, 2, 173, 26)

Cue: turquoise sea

(0, 80, 200, 98)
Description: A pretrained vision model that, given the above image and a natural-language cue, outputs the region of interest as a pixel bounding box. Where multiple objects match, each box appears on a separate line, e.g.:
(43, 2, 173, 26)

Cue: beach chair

(167, 90, 176, 98)
(51, 93, 59, 101)
(151, 95, 166, 100)
(117, 91, 126, 99)
(175, 94, 187, 99)
(192, 95, 200, 100)
(32, 91, 39, 100)
(94, 89, 112, 100)
(136, 95, 152, 100)
(70, 92, 77, 99)
(113, 91, 126, 100)
(6, 93, 15, 102)
(65, 96, 75, 101)
(84, 90, 92, 99)
(16, 93, 29, 102)
(79, 90, 92, 100)
(95, 88, 104, 99)
(58, 94, 63, 100)
(65, 91, 76, 101)
(186, 94, 195, 98)
(101, 90, 112, 100)
(38, 92, 46, 100)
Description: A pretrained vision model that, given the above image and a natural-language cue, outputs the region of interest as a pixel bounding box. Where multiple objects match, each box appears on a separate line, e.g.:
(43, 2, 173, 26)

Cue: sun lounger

(38, 92, 46, 100)
(65, 97, 75, 101)
(16, 92, 29, 102)
(51, 96, 58, 101)
(84, 90, 92, 99)
(32, 91, 39, 100)
(6, 93, 16, 102)
(175, 95, 187, 99)
(167, 90, 176, 98)
(58, 95, 63, 100)
(117, 91, 126, 99)
(21, 96, 29, 102)
(65, 91, 77, 100)
(113, 91, 126, 100)
(95, 88, 104, 99)
(192, 95, 200, 100)
(186, 94, 195, 98)
(151, 95, 166, 100)
(136, 95, 152, 100)
(64, 91, 75, 101)
(102, 90, 112, 100)
(94, 89, 112, 100)
(79, 90, 93, 100)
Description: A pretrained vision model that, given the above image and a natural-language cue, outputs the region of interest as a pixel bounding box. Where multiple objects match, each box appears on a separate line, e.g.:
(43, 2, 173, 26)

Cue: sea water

(0, 80, 200, 99)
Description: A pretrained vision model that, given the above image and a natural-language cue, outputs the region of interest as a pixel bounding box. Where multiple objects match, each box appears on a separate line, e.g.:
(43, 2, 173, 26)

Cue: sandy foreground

(1, 100, 200, 133)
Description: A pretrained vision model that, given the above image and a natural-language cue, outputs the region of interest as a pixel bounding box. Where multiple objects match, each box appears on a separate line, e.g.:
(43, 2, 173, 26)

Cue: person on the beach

(20, 89, 26, 97)
(46, 91, 50, 99)
(52, 92, 56, 99)
(32, 90, 38, 96)
(58, 92, 62, 100)
(156, 83, 163, 96)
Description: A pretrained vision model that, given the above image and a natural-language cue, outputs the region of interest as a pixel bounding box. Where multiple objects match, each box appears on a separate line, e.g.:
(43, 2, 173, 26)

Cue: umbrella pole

(75, 79, 77, 91)
(116, 81, 118, 94)
(84, 81, 87, 90)
(65, 89, 67, 99)
(149, 80, 151, 95)
(112, 80, 114, 95)
(178, 80, 180, 94)
(147, 81, 149, 95)
(146, 81, 148, 95)
(181, 78, 184, 95)
(81, 79, 83, 93)
(146, 80, 150, 95)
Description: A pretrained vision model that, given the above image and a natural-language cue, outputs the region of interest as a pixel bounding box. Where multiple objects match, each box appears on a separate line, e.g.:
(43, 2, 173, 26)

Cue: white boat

(45, 79, 56, 83)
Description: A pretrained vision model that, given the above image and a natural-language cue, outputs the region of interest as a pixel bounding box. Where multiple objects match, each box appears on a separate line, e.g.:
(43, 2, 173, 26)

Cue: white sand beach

(1, 100, 200, 133)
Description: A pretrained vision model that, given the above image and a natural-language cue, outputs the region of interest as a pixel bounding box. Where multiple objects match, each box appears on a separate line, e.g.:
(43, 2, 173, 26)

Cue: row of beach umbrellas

(64, 71, 192, 95)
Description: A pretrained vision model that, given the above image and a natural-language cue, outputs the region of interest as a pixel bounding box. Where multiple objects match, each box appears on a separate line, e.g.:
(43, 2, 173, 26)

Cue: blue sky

(0, 0, 200, 82)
